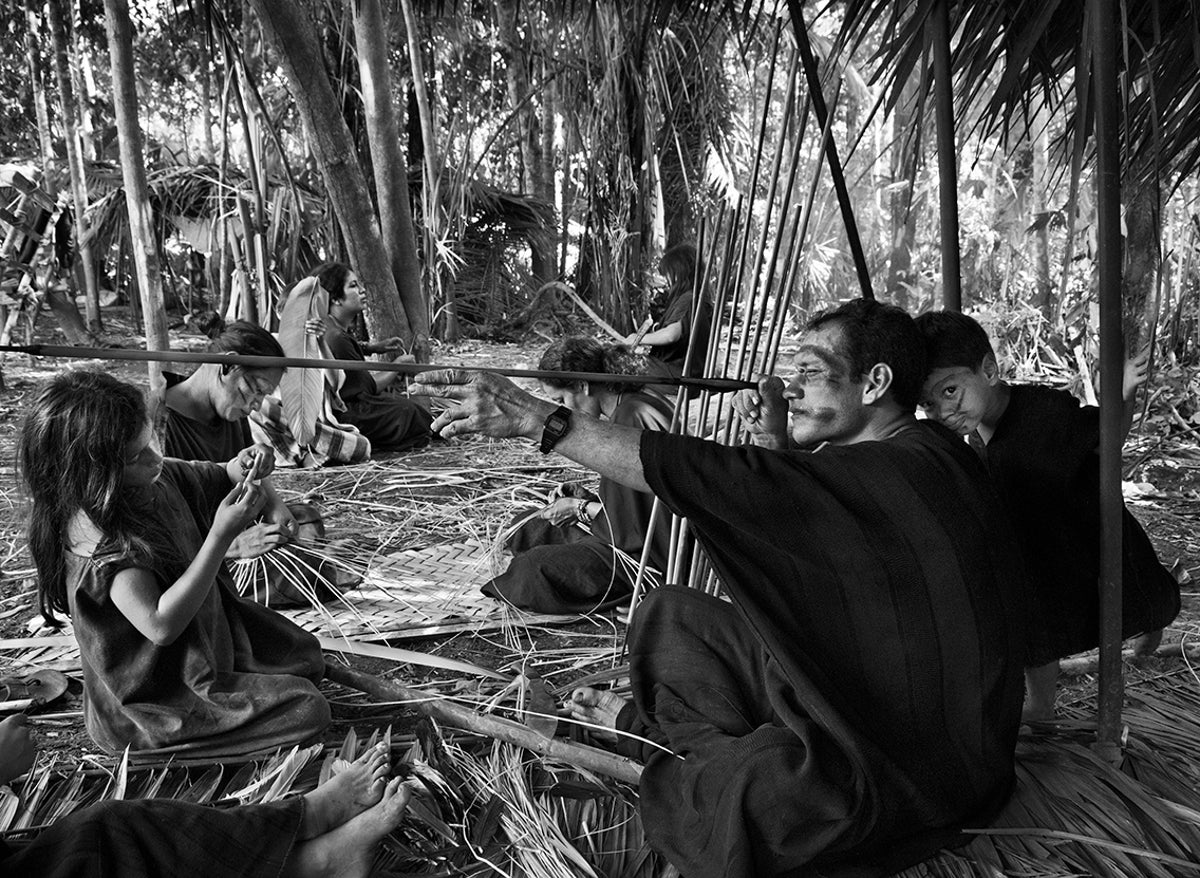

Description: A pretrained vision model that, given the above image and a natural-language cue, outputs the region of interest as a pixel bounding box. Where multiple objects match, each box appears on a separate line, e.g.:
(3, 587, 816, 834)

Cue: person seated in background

(20, 371, 330, 758)
(626, 242, 713, 395)
(309, 262, 433, 453)
(412, 299, 1028, 878)
(915, 310, 1180, 720)
(485, 337, 675, 614)
(0, 713, 411, 878)
(161, 318, 355, 607)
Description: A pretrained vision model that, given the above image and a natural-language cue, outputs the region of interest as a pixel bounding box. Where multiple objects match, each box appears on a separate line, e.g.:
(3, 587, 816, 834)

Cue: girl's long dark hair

(19, 371, 184, 624)
(538, 337, 652, 394)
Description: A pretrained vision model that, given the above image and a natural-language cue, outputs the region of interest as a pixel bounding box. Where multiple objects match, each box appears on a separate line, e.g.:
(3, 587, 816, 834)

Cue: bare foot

(1129, 628, 1163, 657)
(567, 687, 626, 744)
(301, 743, 390, 840)
(289, 777, 411, 878)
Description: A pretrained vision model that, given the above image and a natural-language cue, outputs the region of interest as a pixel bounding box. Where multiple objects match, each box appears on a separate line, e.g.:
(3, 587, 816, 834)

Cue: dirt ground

(2, 306, 1199, 768)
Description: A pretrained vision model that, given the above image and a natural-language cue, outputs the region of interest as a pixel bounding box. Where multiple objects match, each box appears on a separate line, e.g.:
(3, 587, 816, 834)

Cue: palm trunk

(885, 74, 919, 309)
(398, 0, 459, 340)
(353, 0, 430, 359)
(24, 0, 55, 173)
(47, 0, 102, 334)
(103, 0, 170, 388)
(497, 0, 554, 285)
(248, 0, 414, 347)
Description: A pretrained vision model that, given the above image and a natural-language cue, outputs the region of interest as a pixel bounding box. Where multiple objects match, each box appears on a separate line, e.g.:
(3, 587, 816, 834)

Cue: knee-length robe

(322, 325, 433, 452)
(484, 390, 673, 613)
(623, 424, 1028, 878)
(161, 383, 350, 607)
(66, 459, 330, 758)
(2, 796, 302, 878)
(982, 385, 1179, 664)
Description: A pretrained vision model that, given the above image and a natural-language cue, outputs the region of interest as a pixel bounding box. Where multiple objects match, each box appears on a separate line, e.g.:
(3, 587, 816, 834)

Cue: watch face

(547, 412, 569, 432)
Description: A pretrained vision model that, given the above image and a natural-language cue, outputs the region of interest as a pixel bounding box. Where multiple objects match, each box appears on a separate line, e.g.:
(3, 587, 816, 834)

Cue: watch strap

(539, 405, 573, 454)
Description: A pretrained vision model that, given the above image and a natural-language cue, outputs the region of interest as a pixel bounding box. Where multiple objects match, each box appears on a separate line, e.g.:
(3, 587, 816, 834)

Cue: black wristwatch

(539, 405, 573, 454)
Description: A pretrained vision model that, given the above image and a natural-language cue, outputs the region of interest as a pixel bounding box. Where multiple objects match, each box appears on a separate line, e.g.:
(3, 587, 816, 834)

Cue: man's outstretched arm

(410, 370, 651, 492)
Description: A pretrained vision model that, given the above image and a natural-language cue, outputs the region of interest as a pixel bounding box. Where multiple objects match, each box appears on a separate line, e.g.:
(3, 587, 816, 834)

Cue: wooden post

(1090, 0, 1125, 762)
(931, 0, 963, 311)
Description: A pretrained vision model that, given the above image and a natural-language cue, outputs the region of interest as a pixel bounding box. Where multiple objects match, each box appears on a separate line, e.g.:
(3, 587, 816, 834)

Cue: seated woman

(161, 319, 353, 607)
(484, 337, 675, 614)
(626, 243, 713, 396)
(310, 262, 433, 453)
(19, 371, 330, 757)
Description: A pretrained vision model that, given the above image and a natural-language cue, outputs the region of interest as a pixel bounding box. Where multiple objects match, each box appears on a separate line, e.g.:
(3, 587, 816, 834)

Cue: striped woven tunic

(623, 422, 1028, 878)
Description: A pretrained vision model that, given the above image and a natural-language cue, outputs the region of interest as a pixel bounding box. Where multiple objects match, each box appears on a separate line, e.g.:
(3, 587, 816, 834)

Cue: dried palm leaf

(277, 276, 330, 446)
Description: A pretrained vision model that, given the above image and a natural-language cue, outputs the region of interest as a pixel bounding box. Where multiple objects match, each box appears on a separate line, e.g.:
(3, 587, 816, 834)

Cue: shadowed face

(540, 381, 602, 418)
(215, 366, 281, 421)
(782, 324, 871, 448)
(122, 420, 163, 489)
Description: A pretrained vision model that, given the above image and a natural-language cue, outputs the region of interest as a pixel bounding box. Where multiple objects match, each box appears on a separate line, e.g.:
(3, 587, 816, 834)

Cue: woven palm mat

(0, 541, 579, 674)
(290, 539, 579, 639)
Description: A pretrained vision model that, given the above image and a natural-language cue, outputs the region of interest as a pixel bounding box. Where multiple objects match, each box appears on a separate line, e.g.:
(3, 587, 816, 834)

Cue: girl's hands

(228, 522, 291, 558)
(213, 476, 268, 541)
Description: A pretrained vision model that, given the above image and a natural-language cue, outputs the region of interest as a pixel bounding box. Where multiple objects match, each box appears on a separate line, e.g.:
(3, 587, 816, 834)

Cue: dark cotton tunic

(631, 424, 1027, 878)
(484, 391, 674, 613)
(66, 459, 330, 757)
(162, 372, 252, 462)
(649, 290, 712, 376)
(983, 384, 1180, 663)
(1, 796, 302, 878)
(323, 324, 433, 452)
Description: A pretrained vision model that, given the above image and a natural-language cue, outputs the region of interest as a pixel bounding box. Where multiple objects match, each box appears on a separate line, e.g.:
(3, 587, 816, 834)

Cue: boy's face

(919, 358, 1000, 435)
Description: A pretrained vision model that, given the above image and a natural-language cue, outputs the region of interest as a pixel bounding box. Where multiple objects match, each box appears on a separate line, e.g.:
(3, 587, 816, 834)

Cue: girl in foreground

(20, 371, 330, 757)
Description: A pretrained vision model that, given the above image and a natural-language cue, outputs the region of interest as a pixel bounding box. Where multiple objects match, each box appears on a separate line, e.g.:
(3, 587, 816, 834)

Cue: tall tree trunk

(198, 47, 216, 162)
(104, 0, 169, 388)
(24, 0, 54, 173)
(48, 0, 101, 333)
(1031, 118, 1053, 317)
(496, 0, 554, 286)
(248, 0, 414, 347)
(885, 74, 919, 309)
(1123, 177, 1158, 350)
(398, 0, 458, 340)
(72, 14, 98, 161)
(353, 0, 430, 359)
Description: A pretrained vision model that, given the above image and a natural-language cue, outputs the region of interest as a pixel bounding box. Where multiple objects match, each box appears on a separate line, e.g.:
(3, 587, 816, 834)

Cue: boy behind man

(915, 311, 1180, 719)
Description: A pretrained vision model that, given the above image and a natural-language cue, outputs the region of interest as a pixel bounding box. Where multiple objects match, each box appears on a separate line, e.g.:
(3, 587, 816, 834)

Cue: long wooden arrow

(0, 343, 757, 392)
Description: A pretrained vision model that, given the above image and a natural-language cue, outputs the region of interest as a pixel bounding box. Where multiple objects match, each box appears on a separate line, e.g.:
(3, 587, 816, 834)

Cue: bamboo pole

(785, 0, 874, 300)
(1090, 0, 1126, 763)
(47, 0, 101, 334)
(323, 663, 642, 785)
(0, 343, 756, 392)
(931, 0, 963, 312)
